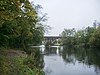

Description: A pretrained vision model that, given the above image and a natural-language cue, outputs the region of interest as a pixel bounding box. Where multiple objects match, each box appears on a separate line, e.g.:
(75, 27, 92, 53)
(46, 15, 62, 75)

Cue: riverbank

(0, 49, 44, 75)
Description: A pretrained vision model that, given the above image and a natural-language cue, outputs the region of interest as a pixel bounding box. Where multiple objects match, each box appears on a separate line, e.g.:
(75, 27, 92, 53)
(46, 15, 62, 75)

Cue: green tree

(0, 0, 45, 50)
(89, 26, 100, 48)
(60, 28, 76, 47)
(84, 27, 95, 46)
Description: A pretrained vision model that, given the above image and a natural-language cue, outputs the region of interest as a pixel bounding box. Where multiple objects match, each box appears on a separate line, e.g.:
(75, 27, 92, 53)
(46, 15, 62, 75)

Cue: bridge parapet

(43, 36, 62, 46)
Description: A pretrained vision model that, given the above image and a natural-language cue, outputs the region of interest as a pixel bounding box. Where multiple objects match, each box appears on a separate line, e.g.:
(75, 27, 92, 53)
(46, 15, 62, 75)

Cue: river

(32, 45, 100, 75)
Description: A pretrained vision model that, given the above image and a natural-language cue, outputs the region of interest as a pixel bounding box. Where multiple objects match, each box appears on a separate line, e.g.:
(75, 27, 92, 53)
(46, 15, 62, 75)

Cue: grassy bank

(0, 49, 44, 75)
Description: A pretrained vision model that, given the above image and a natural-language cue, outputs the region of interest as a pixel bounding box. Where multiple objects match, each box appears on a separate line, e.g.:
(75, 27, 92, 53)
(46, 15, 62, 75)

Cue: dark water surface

(34, 46, 100, 75)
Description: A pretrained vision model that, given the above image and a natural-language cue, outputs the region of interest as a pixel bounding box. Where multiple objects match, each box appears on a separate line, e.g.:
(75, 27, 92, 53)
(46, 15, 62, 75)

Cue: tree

(89, 26, 100, 48)
(60, 28, 76, 46)
(84, 27, 95, 46)
(0, 0, 45, 50)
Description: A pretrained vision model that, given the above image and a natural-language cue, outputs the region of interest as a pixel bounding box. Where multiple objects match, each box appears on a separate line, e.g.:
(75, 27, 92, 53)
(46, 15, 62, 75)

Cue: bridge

(44, 36, 61, 40)
(43, 36, 62, 46)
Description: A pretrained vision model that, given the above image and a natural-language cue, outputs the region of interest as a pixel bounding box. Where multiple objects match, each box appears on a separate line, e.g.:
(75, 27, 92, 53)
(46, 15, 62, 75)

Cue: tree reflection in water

(61, 46, 100, 74)
(32, 46, 100, 75)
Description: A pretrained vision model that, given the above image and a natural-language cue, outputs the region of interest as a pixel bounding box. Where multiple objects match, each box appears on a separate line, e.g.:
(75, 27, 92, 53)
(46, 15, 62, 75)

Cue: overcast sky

(29, 0, 100, 36)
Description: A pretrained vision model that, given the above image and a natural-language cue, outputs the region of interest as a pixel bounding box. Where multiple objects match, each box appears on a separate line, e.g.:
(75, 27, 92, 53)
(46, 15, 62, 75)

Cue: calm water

(34, 46, 100, 75)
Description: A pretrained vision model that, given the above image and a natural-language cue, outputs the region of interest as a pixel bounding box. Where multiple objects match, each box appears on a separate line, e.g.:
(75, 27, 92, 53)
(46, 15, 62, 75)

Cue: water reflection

(43, 46, 100, 75)
(32, 45, 100, 75)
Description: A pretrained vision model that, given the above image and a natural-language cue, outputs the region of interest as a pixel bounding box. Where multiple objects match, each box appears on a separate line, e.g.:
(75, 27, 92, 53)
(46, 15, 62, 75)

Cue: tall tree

(89, 26, 100, 48)
(0, 0, 45, 50)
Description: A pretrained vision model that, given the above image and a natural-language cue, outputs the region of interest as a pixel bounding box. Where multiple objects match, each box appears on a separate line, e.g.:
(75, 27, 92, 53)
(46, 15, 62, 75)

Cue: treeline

(60, 21, 100, 48)
(0, 0, 45, 75)
(0, 0, 46, 50)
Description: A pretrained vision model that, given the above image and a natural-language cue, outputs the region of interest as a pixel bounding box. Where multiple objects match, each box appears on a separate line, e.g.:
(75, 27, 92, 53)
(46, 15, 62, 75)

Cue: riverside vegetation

(0, 0, 46, 75)
(60, 21, 100, 48)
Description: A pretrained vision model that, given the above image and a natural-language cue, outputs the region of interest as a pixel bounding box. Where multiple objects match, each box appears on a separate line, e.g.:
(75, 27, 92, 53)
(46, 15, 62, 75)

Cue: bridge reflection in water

(40, 45, 63, 55)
